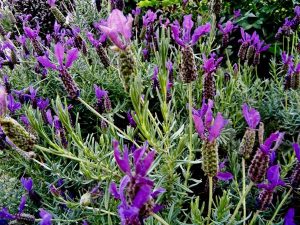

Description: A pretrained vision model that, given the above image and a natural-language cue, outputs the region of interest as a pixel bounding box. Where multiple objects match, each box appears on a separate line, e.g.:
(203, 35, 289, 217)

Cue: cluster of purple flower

(281, 51, 300, 90)
(275, 6, 300, 39)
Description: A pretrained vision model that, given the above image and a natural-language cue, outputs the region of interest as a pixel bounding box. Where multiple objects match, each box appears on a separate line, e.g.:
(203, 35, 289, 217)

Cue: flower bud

(248, 149, 270, 183)
(119, 49, 135, 91)
(80, 192, 92, 206)
(203, 73, 216, 100)
(59, 70, 80, 99)
(291, 162, 300, 188)
(253, 52, 260, 65)
(246, 45, 255, 61)
(96, 45, 110, 68)
(258, 189, 273, 210)
(0, 117, 37, 152)
(180, 46, 197, 83)
(239, 128, 256, 159)
(50, 7, 67, 24)
(238, 42, 249, 60)
(202, 141, 219, 177)
(15, 213, 36, 224)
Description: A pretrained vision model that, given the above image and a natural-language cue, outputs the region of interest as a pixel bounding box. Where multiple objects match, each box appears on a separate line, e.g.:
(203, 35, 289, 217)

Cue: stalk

(78, 97, 139, 147)
(267, 188, 293, 225)
(151, 213, 170, 225)
(207, 176, 213, 225)
(249, 211, 260, 225)
(242, 158, 246, 225)
(229, 182, 254, 224)
(185, 83, 194, 186)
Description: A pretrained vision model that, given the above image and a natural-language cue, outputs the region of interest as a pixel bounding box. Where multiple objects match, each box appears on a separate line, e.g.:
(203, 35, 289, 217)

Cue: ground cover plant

(0, 0, 300, 224)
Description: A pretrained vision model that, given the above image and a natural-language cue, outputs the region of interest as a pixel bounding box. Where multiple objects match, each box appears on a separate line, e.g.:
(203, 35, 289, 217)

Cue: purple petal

(37, 56, 57, 70)
(292, 143, 300, 161)
(39, 209, 52, 225)
(133, 143, 147, 165)
(284, 208, 295, 225)
(136, 150, 155, 176)
(193, 113, 204, 137)
(151, 187, 166, 198)
(18, 195, 27, 213)
(182, 15, 194, 43)
(54, 43, 65, 68)
(170, 21, 185, 47)
(132, 184, 152, 209)
(110, 182, 120, 199)
(191, 23, 211, 45)
(242, 103, 260, 129)
(65, 48, 79, 69)
(216, 172, 233, 181)
(21, 177, 33, 192)
(113, 140, 131, 174)
(208, 113, 228, 142)
(0, 208, 15, 220)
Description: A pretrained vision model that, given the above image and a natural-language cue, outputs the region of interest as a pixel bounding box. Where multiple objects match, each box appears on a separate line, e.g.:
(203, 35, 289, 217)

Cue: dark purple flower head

(152, 65, 159, 88)
(94, 85, 108, 106)
(110, 140, 164, 224)
(142, 10, 157, 26)
(53, 116, 62, 130)
(260, 132, 284, 154)
(38, 43, 79, 71)
(39, 209, 52, 225)
(20, 115, 30, 127)
(202, 54, 223, 74)
(294, 6, 300, 17)
(281, 51, 294, 67)
(87, 32, 106, 48)
(46, 109, 53, 125)
(16, 35, 27, 46)
(239, 28, 255, 45)
(132, 7, 141, 16)
(171, 15, 210, 47)
(216, 171, 233, 181)
(257, 165, 285, 191)
(192, 99, 228, 143)
(218, 21, 236, 35)
(18, 195, 27, 213)
(284, 208, 296, 225)
(23, 25, 39, 40)
(21, 177, 33, 192)
(242, 103, 260, 129)
(37, 98, 50, 111)
(255, 39, 270, 53)
(127, 111, 136, 127)
(7, 94, 21, 114)
(99, 9, 133, 50)
(234, 9, 241, 19)
(292, 143, 300, 161)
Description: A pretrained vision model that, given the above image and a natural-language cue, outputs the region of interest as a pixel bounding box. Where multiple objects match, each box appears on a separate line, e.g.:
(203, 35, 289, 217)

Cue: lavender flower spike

(21, 177, 33, 192)
(111, 140, 164, 224)
(257, 165, 285, 210)
(99, 9, 133, 50)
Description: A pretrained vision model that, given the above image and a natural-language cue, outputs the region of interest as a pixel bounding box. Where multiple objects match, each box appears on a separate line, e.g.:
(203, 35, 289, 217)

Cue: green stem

(249, 211, 260, 225)
(185, 83, 194, 186)
(267, 187, 293, 225)
(151, 213, 170, 225)
(242, 158, 246, 225)
(229, 182, 254, 225)
(78, 97, 139, 147)
(207, 176, 213, 225)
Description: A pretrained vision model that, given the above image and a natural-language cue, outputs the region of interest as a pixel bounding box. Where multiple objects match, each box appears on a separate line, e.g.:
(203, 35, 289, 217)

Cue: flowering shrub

(0, 1, 300, 225)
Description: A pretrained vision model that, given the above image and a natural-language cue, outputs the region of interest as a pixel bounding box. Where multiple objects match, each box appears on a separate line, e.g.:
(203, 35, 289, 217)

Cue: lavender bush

(0, 0, 300, 224)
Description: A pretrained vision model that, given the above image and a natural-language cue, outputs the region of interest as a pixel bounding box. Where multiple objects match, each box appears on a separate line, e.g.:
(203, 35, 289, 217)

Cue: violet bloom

(39, 209, 52, 225)
(110, 141, 165, 225)
(234, 9, 241, 19)
(257, 165, 285, 210)
(99, 9, 133, 50)
(23, 26, 40, 40)
(2, 75, 11, 94)
(37, 98, 50, 111)
(37, 43, 79, 71)
(127, 111, 136, 127)
(94, 85, 111, 113)
(47, 0, 56, 7)
(132, 7, 141, 16)
(242, 103, 260, 129)
(37, 43, 80, 99)
(192, 99, 228, 143)
(202, 54, 223, 75)
(21, 177, 42, 206)
(281, 51, 294, 70)
(171, 15, 210, 47)
(284, 208, 296, 225)
(142, 10, 157, 27)
(0, 195, 35, 223)
(20, 115, 30, 128)
(218, 20, 236, 47)
(7, 94, 21, 114)
(216, 161, 233, 181)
